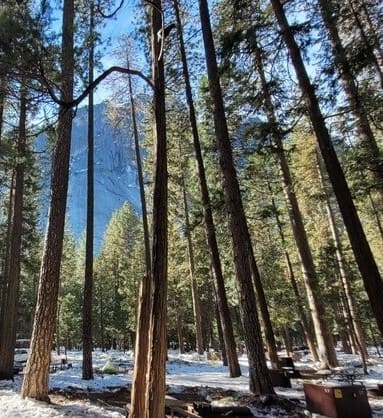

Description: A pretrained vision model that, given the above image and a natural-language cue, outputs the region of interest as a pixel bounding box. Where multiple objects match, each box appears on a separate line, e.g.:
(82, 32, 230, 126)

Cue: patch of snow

(1, 348, 383, 416)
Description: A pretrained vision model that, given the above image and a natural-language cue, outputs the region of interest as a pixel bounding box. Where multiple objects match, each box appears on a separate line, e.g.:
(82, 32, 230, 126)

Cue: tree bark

(0, 89, 27, 379)
(271, 0, 383, 340)
(318, 0, 383, 194)
(99, 280, 105, 352)
(127, 57, 151, 274)
(143, 1, 168, 416)
(0, 172, 15, 346)
(179, 144, 204, 355)
(316, 149, 368, 364)
(173, 0, 241, 377)
(269, 184, 320, 363)
(176, 309, 184, 354)
(277, 143, 337, 368)
(198, 0, 274, 395)
(346, 0, 383, 88)
(215, 306, 228, 365)
(283, 325, 293, 356)
(21, 0, 74, 401)
(127, 54, 152, 417)
(0, 75, 6, 150)
(358, 0, 383, 72)
(367, 191, 383, 242)
(251, 31, 336, 367)
(248, 244, 279, 368)
(82, 0, 95, 381)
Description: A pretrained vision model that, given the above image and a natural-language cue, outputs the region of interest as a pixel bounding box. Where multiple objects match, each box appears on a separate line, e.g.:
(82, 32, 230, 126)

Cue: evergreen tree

(21, 0, 75, 400)
(198, 0, 273, 395)
(172, 0, 241, 376)
(57, 231, 82, 351)
(82, 0, 95, 381)
(0, 87, 27, 379)
(270, 0, 383, 340)
(95, 203, 142, 347)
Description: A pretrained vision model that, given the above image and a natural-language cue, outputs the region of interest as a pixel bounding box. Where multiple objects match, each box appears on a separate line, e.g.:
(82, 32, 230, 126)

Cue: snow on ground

(1, 348, 383, 417)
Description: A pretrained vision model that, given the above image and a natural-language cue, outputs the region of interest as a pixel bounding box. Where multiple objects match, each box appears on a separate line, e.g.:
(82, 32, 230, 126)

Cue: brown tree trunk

(142, 1, 168, 417)
(0, 89, 27, 379)
(0, 171, 15, 345)
(127, 53, 153, 416)
(269, 184, 320, 362)
(21, 0, 74, 401)
(277, 143, 337, 368)
(367, 191, 383, 242)
(0, 75, 5, 150)
(283, 325, 294, 356)
(56, 304, 61, 355)
(177, 310, 184, 354)
(271, 0, 383, 340)
(248, 245, 279, 368)
(172, 0, 241, 377)
(179, 143, 204, 355)
(198, 0, 273, 395)
(358, 0, 383, 71)
(99, 280, 105, 352)
(252, 31, 336, 367)
(316, 150, 368, 364)
(82, 0, 95, 381)
(215, 306, 228, 366)
(346, 0, 383, 88)
(318, 0, 383, 194)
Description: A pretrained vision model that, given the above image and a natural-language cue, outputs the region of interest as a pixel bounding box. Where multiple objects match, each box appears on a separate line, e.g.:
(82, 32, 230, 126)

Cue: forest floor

(1, 348, 383, 417)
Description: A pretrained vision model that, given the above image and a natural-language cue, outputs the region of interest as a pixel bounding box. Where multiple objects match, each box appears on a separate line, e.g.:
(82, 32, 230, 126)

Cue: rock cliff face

(67, 103, 140, 251)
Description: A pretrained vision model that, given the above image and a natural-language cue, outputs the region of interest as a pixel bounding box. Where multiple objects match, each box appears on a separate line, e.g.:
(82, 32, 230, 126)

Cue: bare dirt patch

(49, 386, 306, 417)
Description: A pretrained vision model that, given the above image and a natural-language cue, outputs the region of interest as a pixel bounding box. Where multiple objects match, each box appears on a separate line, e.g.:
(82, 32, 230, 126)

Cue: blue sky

(50, 0, 143, 104)
(91, 1, 141, 103)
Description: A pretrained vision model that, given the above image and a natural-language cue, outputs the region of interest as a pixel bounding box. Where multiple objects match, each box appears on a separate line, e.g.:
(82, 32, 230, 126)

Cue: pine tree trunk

(143, 1, 168, 416)
(278, 144, 337, 368)
(179, 147, 204, 355)
(127, 57, 152, 417)
(283, 325, 294, 356)
(56, 304, 61, 355)
(269, 185, 320, 362)
(249, 245, 279, 368)
(252, 29, 336, 368)
(358, 0, 383, 71)
(367, 192, 383, 241)
(215, 306, 228, 366)
(316, 150, 368, 362)
(82, 0, 95, 381)
(0, 75, 5, 149)
(198, 0, 273, 395)
(176, 307, 184, 354)
(0, 172, 14, 346)
(0, 89, 26, 379)
(127, 56, 151, 271)
(346, 0, 383, 88)
(99, 281, 105, 352)
(271, 0, 383, 340)
(21, 0, 74, 401)
(173, 0, 241, 377)
(318, 0, 383, 194)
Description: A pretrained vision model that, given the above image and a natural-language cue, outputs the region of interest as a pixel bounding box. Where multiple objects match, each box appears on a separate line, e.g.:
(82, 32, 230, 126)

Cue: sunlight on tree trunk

(0, 88, 26, 379)
(271, 0, 383, 339)
(21, 0, 74, 401)
(198, 0, 274, 395)
(172, 0, 241, 378)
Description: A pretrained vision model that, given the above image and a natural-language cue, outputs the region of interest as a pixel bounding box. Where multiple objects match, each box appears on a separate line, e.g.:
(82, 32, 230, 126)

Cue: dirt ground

(49, 386, 306, 417)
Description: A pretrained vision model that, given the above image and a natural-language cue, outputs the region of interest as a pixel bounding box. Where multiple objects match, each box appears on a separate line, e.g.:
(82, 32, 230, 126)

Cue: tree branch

(40, 66, 153, 109)
(96, 0, 124, 19)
